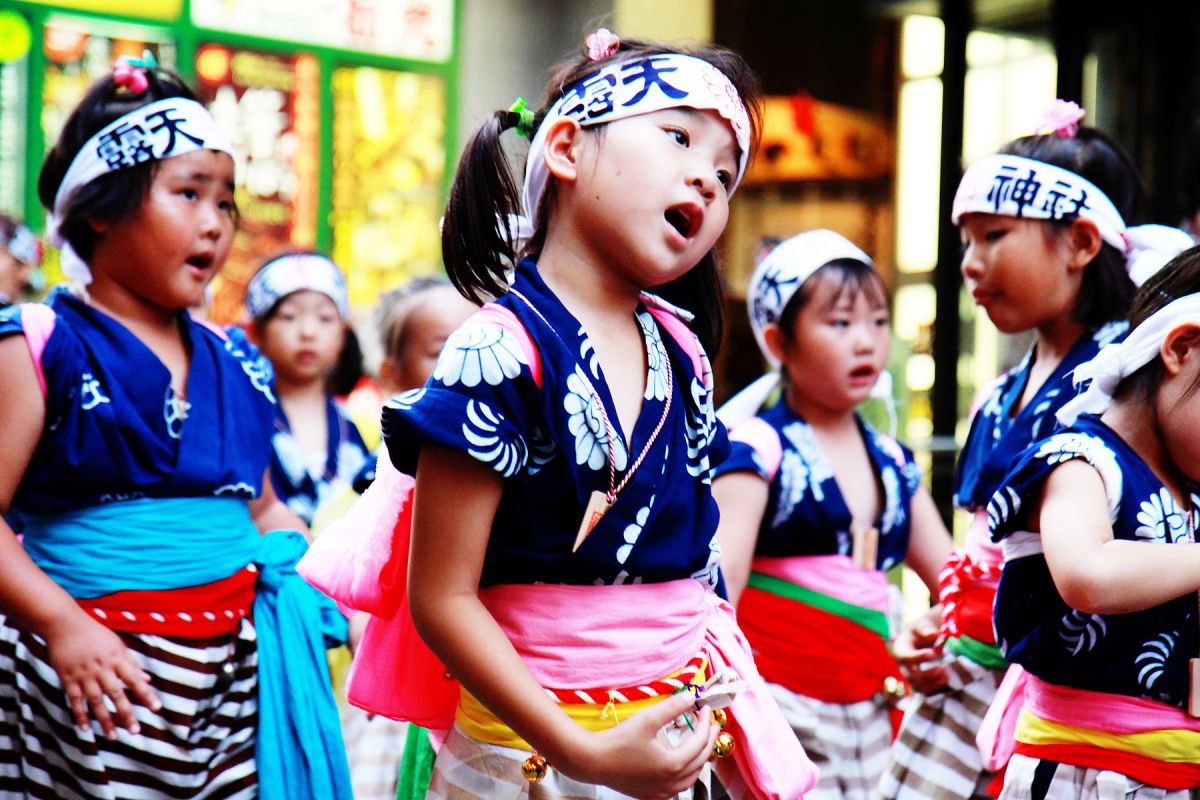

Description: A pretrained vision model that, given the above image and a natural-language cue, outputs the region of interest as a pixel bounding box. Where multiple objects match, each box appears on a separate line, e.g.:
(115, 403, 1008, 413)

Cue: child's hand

(894, 605, 949, 695)
(43, 612, 162, 739)
(564, 691, 719, 798)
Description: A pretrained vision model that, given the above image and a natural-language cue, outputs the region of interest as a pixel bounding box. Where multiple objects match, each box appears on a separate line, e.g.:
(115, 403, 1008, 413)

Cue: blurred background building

(0, 0, 1196, 520)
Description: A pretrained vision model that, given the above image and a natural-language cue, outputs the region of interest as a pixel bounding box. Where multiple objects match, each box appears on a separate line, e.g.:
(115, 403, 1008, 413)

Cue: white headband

(1057, 293, 1200, 426)
(46, 97, 235, 294)
(521, 53, 751, 234)
(245, 253, 350, 320)
(953, 154, 1193, 287)
(3, 224, 40, 266)
(747, 229, 873, 366)
(718, 230, 895, 431)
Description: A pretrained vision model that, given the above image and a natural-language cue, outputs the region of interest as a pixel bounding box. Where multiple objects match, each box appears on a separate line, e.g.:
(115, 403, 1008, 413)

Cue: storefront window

(330, 66, 445, 307)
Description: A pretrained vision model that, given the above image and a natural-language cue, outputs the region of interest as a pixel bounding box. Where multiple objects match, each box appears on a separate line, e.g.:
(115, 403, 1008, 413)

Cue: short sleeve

(987, 429, 1123, 543)
(713, 417, 779, 482)
(382, 319, 538, 479)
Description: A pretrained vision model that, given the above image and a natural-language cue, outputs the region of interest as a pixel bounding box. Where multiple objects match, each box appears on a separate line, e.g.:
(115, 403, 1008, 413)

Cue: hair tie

(584, 28, 620, 61)
(1036, 99, 1086, 138)
(507, 97, 536, 140)
(112, 50, 157, 94)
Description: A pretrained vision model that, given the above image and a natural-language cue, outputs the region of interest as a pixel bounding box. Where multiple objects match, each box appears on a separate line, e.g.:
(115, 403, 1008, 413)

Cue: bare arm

(248, 469, 309, 538)
(0, 336, 159, 736)
(904, 485, 953, 594)
(409, 446, 715, 796)
(1040, 459, 1200, 615)
(711, 471, 768, 606)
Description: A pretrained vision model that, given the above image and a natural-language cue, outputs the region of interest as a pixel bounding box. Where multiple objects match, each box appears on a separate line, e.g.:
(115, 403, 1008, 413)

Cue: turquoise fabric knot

(253, 530, 352, 800)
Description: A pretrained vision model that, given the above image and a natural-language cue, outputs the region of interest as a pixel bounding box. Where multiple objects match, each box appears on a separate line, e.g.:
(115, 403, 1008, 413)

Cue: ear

(245, 321, 262, 347)
(1064, 218, 1103, 273)
(762, 323, 789, 365)
(541, 117, 584, 183)
(1160, 323, 1200, 375)
(377, 357, 400, 395)
(88, 218, 111, 234)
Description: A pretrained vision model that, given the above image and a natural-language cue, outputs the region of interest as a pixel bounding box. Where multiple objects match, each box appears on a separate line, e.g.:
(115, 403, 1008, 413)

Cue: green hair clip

(508, 97, 536, 140)
(126, 49, 158, 70)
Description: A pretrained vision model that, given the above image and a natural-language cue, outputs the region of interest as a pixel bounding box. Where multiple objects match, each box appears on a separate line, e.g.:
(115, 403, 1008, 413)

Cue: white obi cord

(45, 97, 236, 294)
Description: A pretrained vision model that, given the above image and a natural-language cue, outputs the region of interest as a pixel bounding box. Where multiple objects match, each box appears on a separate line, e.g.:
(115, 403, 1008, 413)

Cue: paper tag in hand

(852, 525, 879, 570)
(573, 491, 611, 552)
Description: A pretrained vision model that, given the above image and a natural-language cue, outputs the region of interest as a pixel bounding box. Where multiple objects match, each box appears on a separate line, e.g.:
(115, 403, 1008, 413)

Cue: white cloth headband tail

(1056, 293, 1200, 426)
(46, 97, 235, 296)
(520, 53, 751, 233)
(952, 153, 1192, 287)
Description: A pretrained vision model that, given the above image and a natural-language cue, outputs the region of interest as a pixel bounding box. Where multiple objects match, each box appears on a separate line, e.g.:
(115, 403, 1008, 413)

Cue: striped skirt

(0, 615, 258, 799)
(1000, 753, 1200, 800)
(878, 652, 1005, 800)
(427, 723, 712, 800)
(765, 683, 894, 800)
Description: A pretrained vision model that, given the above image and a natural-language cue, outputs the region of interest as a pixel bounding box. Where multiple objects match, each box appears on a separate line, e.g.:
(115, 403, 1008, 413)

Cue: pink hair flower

(113, 56, 150, 94)
(585, 28, 620, 61)
(1036, 99, 1086, 138)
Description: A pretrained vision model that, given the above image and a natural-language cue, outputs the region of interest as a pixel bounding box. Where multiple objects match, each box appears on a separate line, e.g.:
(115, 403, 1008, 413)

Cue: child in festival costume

(712, 229, 953, 799)
(302, 29, 817, 800)
(331, 277, 476, 800)
(0, 214, 40, 309)
(246, 251, 371, 525)
(985, 250, 1200, 800)
(0, 59, 350, 797)
(880, 100, 1194, 800)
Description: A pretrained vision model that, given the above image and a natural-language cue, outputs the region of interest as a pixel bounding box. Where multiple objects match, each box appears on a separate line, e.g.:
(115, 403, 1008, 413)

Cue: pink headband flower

(113, 51, 157, 94)
(1036, 99, 1086, 138)
(585, 28, 620, 61)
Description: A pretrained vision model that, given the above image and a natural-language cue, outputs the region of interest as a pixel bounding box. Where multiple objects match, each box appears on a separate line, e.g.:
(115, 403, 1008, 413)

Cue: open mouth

(850, 366, 876, 382)
(186, 254, 215, 271)
(664, 204, 702, 240)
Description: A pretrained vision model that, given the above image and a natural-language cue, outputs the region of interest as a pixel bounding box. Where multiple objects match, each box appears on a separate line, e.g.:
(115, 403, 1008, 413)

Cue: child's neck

(785, 389, 858, 433)
(1034, 314, 1088, 365)
(536, 235, 642, 321)
(1103, 399, 1191, 506)
(275, 374, 328, 404)
(86, 273, 178, 333)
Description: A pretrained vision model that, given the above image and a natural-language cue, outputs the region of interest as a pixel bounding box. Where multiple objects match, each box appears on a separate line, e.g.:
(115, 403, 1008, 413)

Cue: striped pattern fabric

(542, 657, 705, 705)
(427, 723, 713, 800)
(1000, 753, 1200, 800)
(765, 682, 893, 800)
(879, 653, 1005, 800)
(0, 615, 257, 799)
(339, 705, 407, 800)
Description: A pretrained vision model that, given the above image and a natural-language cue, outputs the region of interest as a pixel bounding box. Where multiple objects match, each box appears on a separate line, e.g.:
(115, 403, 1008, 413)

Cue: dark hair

(775, 258, 889, 340)
(1000, 127, 1146, 329)
(1115, 245, 1200, 405)
(0, 212, 20, 246)
(441, 38, 762, 356)
(38, 67, 202, 265)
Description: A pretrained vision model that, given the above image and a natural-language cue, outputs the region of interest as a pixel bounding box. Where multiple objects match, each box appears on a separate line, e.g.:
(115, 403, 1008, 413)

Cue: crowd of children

(2, 27, 1200, 800)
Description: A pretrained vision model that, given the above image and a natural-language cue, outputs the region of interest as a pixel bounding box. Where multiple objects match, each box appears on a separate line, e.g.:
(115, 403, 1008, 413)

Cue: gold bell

(712, 730, 736, 759)
(521, 753, 548, 783)
(711, 708, 728, 729)
(883, 676, 907, 703)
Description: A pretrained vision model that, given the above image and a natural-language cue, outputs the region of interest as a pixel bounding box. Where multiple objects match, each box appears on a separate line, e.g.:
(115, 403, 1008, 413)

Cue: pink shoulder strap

(18, 303, 55, 398)
(472, 303, 543, 389)
(197, 318, 231, 341)
(729, 417, 783, 482)
(644, 304, 706, 385)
